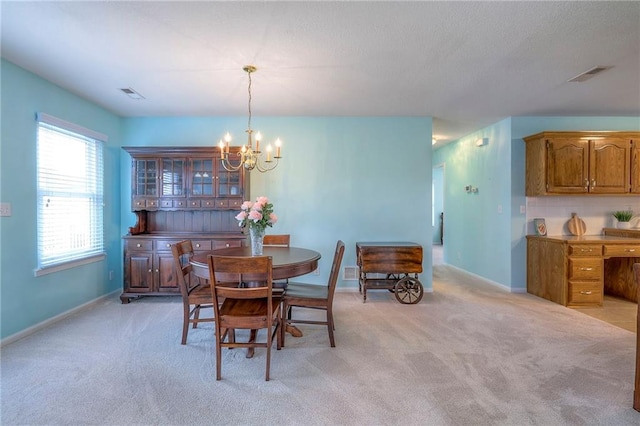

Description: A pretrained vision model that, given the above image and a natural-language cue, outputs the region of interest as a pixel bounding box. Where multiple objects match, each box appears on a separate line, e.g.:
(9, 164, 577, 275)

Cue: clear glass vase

(249, 226, 265, 256)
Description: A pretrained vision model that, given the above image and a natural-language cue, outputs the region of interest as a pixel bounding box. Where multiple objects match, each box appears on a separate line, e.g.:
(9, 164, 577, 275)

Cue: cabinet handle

(625, 248, 636, 252)
(579, 290, 593, 295)
(584, 179, 589, 190)
(579, 248, 592, 253)
(580, 267, 594, 271)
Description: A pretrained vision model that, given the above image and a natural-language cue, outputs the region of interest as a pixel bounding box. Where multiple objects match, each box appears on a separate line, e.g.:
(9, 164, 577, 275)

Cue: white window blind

(35, 113, 106, 274)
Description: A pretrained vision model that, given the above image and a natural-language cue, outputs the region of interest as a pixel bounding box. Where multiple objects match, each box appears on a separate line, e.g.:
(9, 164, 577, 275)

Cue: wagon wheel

(386, 274, 404, 292)
(394, 276, 423, 304)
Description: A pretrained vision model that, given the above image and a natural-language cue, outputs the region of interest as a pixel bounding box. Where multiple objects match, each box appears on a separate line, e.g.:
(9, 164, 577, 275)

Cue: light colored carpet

(1, 264, 639, 425)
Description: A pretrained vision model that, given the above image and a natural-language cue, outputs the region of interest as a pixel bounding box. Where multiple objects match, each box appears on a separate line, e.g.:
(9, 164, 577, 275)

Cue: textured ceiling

(1, 1, 639, 144)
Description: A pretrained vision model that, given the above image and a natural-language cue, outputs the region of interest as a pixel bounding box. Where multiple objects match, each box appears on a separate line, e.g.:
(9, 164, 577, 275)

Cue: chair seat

(220, 297, 281, 318)
(188, 283, 214, 304)
(285, 282, 328, 300)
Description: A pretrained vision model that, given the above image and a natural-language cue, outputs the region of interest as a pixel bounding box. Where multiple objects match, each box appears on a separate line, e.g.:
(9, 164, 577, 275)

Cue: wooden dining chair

(207, 254, 283, 381)
(171, 240, 215, 345)
(263, 234, 290, 247)
(281, 240, 345, 347)
(263, 234, 291, 288)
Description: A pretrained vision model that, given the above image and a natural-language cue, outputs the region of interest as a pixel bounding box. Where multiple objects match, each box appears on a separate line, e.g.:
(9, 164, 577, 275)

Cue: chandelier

(218, 65, 282, 173)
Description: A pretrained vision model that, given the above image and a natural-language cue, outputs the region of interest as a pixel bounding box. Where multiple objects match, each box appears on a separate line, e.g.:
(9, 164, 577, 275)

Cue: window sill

(34, 253, 106, 277)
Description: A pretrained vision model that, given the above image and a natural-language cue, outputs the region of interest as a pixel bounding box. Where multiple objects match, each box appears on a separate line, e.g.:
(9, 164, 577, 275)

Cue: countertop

(527, 232, 640, 243)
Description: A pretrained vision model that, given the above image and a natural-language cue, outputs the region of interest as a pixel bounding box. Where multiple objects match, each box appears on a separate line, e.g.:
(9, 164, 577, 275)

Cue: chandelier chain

(247, 70, 252, 132)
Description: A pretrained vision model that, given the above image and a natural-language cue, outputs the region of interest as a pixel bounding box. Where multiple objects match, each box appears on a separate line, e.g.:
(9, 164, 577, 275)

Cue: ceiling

(2, 1, 639, 145)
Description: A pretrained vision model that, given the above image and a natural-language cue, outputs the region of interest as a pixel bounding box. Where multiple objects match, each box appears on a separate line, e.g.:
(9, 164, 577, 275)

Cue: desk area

(526, 232, 640, 307)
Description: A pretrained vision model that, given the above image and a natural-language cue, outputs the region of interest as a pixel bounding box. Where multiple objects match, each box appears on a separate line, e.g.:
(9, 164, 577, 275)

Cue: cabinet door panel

(125, 253, 153, 291)
(189, 158, 214, 196)
(547, 139, 589, 193)
(156, 252, 179, 292)
(161, 158, 185, 196)
(590, 139, 630, 193)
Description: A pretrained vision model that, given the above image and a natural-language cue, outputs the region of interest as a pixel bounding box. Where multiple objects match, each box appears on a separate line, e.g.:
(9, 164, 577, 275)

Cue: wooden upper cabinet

(589, 138, 630, 194)
(524, 131, 639, 196)
(546, 137, 589, 193)
(632, 139, 640, 194)
(124, 146, 247, 211)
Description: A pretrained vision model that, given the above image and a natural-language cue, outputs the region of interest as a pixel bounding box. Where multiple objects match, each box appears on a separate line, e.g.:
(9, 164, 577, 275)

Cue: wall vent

(343, 266, 359, 281)
(567, 66, 612, 82)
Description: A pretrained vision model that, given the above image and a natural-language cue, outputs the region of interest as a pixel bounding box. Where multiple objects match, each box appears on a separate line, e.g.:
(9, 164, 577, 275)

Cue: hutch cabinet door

(546, 138, 589, 193)
(188, 157, 215, 197)
(124, 252, 154, 292)
(160, 158, 186, 198)
(589, 138, 630, 194)
(217, 166, 243, 198)
(155, 252, 180, 292)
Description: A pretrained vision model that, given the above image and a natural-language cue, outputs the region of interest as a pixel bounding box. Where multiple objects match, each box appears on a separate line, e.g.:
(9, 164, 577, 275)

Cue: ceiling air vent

(119, 87, 145, 100)
(567, 66, 612, 82)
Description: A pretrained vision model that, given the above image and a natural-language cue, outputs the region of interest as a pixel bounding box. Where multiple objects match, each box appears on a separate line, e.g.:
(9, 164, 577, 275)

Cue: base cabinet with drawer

(121, 236, 243, 303)
(527, 235, 640, 307)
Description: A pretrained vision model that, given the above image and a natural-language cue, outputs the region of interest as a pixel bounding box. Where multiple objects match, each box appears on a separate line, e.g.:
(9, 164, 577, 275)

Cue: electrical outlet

(0, 203, 11, 217)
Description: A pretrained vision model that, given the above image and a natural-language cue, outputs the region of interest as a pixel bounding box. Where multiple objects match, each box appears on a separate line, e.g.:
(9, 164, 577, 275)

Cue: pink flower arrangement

(235, 196, 277, 231)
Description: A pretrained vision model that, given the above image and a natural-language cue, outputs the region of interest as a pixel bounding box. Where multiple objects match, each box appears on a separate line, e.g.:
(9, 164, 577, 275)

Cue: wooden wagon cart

(356, 242, 424, 304)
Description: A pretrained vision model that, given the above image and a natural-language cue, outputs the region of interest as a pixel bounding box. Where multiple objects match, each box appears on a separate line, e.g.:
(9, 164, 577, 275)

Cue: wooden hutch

(121, 146, 249, 303)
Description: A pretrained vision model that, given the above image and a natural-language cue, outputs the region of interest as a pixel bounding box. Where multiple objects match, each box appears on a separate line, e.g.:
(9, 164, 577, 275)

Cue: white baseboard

(1, 290, 119, 348)
(445, 264, 526, 293)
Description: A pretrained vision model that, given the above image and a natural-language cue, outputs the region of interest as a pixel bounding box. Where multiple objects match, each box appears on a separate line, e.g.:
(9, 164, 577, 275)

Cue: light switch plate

(0, 203, 11, 217)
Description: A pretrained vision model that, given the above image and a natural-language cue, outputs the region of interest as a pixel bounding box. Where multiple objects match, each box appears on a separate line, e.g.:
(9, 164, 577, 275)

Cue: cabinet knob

(226, 243, 230, 247)
(579, 290, 593, 295)
(166, 244, 171, 248)
(136, 243, 142, 248)
(148, 269, 152, 273)
(196, 243, 201, 248)
(155, 269, 159, 273)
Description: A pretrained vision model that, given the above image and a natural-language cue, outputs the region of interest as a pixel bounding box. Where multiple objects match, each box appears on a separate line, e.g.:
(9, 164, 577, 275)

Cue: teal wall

(432, 118, 514, 289)
(121, 116, 434, 290)
(433, 115, 640, 291)
(0, 59, 123, 339)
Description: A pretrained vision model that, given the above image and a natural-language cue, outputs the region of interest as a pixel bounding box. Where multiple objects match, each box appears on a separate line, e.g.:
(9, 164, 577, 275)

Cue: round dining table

(190, 246, 321, 282)
(190, 246, 321, 349)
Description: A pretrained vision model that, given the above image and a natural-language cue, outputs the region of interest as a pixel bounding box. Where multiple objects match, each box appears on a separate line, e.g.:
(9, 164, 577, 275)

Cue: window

(35, 113, 106, 276)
